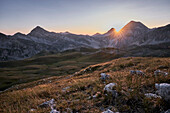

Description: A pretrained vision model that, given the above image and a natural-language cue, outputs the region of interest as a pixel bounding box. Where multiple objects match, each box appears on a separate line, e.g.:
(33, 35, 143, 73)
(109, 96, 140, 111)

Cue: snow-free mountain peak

(1, 22, 170, 61)
(107, 28, 116, 33)
(28, 26, 49, 37)
(13, 32, 25, 36)
(33, 26, 46, 30)
(103, 28, 117, 36)
(121, 21, 149, 31)
(60, 31, 72, 35)
(93, 33, 101, 37)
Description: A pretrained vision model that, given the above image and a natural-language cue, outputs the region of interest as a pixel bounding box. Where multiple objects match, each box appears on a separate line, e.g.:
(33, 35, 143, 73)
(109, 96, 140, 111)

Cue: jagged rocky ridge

(0, 21, 170, 61)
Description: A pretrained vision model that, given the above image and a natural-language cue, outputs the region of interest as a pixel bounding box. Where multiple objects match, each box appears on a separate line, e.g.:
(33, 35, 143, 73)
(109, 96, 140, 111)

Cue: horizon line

(0, 21, 170, 36)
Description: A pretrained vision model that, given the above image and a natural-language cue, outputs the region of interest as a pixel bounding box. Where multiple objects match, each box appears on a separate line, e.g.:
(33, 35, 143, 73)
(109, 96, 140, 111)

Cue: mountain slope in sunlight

(0, 21, 170, 61)
(0, 57, 169, 112)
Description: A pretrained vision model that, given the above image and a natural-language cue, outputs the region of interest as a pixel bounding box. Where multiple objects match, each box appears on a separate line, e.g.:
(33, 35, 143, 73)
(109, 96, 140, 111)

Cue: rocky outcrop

(155, 83, 170, 101)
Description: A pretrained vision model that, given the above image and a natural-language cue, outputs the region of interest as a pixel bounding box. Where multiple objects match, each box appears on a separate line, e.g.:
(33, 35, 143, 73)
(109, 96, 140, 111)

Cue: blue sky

(0, 0, 170, 35)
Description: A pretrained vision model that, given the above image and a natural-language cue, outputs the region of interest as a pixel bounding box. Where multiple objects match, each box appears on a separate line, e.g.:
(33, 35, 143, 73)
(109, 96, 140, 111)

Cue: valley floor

(0, 57, 170, 113)
(0, 50, 120, 91)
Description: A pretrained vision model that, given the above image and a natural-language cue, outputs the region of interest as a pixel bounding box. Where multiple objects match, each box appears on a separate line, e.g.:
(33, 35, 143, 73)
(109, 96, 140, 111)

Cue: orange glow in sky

(0, 0, 170, 35)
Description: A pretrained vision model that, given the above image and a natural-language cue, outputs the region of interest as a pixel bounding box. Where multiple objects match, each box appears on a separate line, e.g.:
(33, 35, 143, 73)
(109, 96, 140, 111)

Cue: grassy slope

(0, 51, 121, 91)
(0, 57, 169, 113)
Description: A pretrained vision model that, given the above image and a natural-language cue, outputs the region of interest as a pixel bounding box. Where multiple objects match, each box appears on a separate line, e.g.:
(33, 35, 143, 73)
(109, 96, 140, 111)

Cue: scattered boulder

(130, 70, 145, 75)
(50, 109, 60, 113)
(102, 109, 113, 113)
(136, 70, 145, 75)
(155, 83, 170, 101)
(154, 70, 168, 76)
(102, 109, 117, 113)
(145, 93, 162, 99)
(164, 109, 170, 113)
(100, 73, 110, 81)
(39, 99, 60, 113)
(104, 83, 118, 97)
(130, 70, 136, 75)
(39, 99, 55, 108)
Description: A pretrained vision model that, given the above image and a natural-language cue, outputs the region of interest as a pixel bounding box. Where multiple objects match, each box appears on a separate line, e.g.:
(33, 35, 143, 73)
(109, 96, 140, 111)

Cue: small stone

(135, 70, 145, 75)
(30, 108, 36, 112)
(102, 109, 114, 113)
(154, 70, 168, 76)
(39, 99, 55, 108)
(50, 109, 60, 113)
(145, 93, 162, 99)
(130, 70, 145, 75)
(100, 73, 110, 81)
(130, 70, 136, 75)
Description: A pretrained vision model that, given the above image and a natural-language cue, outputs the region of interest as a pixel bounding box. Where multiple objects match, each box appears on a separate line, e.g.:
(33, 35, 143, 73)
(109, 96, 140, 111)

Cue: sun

(115, 30, 119, 34)
(114, 29, 123, 38)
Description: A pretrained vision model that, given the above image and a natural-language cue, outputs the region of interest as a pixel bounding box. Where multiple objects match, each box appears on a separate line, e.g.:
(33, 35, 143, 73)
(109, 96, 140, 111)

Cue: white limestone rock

(30, 108, 36, 112)
(39, 99, 55, 108)
(104, 83, 118, 97)
(155, 83, 170, 101)
(50, 109, 60, 113)
(102, 109, 114, 113)
(164, 109, 170, 113)
(102, 109, 119, 113)
(145, 93, 162, 99)
(136, 70, 145, 75)
(100, 73, 110, 81)
(130, 70, 136, 75)
(154, 70, 168, 76)
(130, 70, 145, 75)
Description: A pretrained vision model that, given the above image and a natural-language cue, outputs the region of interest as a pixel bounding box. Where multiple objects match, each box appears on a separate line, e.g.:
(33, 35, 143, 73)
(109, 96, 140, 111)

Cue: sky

(0, 0, 170, 35)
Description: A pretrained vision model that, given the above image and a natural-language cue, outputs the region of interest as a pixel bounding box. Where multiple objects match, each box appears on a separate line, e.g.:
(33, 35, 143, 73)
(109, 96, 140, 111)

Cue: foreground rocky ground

(0, 57, 169, 113)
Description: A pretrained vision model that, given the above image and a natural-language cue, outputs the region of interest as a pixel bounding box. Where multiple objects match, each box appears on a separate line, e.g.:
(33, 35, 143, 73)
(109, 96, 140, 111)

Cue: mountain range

(0, 21, 170, 61)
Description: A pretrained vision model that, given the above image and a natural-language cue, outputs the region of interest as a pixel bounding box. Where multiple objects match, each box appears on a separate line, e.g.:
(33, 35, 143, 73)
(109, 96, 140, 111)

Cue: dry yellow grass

(0, 57, 170, 113)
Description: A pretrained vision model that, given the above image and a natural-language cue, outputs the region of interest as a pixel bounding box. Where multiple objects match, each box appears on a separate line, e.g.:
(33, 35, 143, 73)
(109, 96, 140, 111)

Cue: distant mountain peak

(32, 26, 47, 32)
(14, 32, 25, 36)
(35, 26, 43, 29)
(93, 33, 101, 37)
(107, 28, 116, 33)
(129, 20, 141, 23)
(64, 31, 71, 34)
(103, 28, 116, 36)
(122, 21, 149, 30)
(28, 26, 49, 36)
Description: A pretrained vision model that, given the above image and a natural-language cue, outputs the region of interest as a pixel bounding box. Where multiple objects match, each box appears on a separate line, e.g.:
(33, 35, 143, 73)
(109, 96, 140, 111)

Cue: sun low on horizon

(0, 0, 170, 35)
